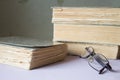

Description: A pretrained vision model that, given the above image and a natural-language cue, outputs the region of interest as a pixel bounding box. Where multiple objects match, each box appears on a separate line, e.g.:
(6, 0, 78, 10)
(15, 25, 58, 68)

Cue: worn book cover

(0, 37, 67, 69)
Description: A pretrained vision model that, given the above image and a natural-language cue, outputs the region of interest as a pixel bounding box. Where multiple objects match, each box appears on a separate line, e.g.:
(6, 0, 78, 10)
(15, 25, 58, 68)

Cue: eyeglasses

(84, 46, 112, 74)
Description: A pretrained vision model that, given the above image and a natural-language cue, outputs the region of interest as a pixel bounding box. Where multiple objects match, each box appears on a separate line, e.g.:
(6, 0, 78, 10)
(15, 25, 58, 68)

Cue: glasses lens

(88, 54, 109, 73)
(96, 54, 109, 65)
(86, 47, 94, 53)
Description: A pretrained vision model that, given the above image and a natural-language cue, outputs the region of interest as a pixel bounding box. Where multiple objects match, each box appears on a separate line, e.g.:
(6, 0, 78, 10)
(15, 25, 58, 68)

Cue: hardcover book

(0, 37, 67, 69)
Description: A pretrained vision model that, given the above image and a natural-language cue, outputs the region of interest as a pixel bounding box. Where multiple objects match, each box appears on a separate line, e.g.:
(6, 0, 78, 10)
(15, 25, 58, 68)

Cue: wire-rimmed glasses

(84, 46, 112, 74)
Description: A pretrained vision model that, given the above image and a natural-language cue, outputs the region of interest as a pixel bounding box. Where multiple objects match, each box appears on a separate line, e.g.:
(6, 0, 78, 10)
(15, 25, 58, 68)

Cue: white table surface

(0, 56, 120, 80)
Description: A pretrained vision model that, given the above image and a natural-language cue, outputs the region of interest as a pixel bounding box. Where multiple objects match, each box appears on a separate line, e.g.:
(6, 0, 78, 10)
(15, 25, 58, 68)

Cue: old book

(53, 24, 120, 45)
(59, 42, 120, 59)
(0, 37, 67, 70)
(52, 7, 120, 26)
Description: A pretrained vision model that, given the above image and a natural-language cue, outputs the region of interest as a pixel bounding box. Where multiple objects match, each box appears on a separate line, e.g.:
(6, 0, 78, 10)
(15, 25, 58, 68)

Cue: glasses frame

(85, 46, 112, 74)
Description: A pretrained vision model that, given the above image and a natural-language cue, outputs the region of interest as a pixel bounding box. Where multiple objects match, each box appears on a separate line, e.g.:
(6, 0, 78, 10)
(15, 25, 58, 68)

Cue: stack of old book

(52, 7, 120, 59)
(0, 37, 67, 69)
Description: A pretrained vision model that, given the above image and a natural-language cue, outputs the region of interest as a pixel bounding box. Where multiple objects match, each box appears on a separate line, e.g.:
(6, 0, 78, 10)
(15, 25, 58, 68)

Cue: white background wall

(0, 0, 120, 40)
